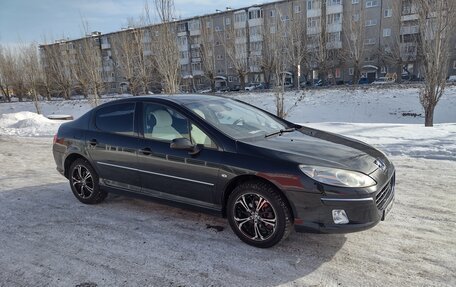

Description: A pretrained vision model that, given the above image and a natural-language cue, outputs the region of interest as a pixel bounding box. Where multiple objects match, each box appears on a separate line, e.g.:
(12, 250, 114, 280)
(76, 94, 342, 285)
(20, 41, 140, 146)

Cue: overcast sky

(0, 0, 274, 46)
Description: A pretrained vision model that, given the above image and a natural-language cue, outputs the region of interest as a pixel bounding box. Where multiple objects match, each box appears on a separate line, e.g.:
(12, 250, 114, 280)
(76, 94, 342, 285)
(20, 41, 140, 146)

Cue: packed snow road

(0, 136, 455, 287)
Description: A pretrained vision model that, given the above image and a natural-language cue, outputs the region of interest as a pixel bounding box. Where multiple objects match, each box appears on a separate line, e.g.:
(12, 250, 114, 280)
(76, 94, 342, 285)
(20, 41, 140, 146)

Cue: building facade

(39, 0, 456, 94)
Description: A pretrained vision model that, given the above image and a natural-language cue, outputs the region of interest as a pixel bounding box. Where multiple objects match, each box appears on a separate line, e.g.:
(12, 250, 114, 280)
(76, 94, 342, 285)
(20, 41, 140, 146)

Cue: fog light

(332, 209, 349, 224)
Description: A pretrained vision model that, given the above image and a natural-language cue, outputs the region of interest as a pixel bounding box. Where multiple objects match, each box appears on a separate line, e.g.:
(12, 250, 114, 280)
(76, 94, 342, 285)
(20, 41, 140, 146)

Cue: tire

(227, 181, 293, 248)
(69, 158, 107, 204)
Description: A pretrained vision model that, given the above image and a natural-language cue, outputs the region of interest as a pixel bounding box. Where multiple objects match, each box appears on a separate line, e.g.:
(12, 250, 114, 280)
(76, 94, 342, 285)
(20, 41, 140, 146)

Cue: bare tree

(20, 43, 43, 113)
(287, 6, 308, 90)
(344, 2, 366, 85)
(151, 0, 180, 94)
(200, 18, 216, 92)
(41, 42, 73, 100)
(417, 0, 456, 126)
(0, 45, 15, 102)
(220, 24, 249, 89)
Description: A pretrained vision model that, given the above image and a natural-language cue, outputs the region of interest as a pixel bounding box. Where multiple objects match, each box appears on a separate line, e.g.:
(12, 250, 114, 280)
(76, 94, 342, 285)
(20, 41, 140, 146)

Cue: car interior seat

(151, 109, 181, 140)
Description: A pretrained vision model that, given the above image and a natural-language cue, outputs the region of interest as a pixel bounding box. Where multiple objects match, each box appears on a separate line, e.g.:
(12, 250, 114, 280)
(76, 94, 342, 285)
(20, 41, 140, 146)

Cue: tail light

(53, 134, 58, 144)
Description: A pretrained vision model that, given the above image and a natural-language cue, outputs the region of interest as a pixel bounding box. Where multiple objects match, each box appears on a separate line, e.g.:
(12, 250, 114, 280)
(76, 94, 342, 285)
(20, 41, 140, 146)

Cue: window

(384, 8, 393, 18)
(143, 103, 189, 142)
(365, 19, 377, 26)
(349, 68, 354, 75)
(184, 98, 287, 140)
(215, 26, 222, 32)
(307, 17, 320, 28)
(270, 10, 276, 17)
(281, 15, 290, 21)
(235, 12, 246, 23)
(352, 0, 359, 4)
(327, 13, 341, 25)
(366, 1, 378, 8)
(225, 18, 231, 26)
(270, 26, 276, 33)
(206, 21, 212, 29)
(364, 38, 376, 45)
(352, 13, 360, 22)
(383, 28, 391, 37)
(381, 66, 388, 73)
(294, 5, 301, 13)
(335, 68, 341, 78)
(248, 9, 263, 20)
(216, 55, 223, 60)
(95, 103, 135, 136)
(328, 0, 341, 5)
(307, 0, 320, 10)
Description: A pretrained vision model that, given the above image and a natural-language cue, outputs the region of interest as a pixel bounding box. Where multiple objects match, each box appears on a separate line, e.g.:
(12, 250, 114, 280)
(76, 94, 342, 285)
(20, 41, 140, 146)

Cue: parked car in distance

(244, 83, 262, 91)
(371, 77, 395, 85)
(358, 78, 369, 85)
(53, 95, 395, 248)
(447, 75, 456, 83)
(230, 85, 241, 92)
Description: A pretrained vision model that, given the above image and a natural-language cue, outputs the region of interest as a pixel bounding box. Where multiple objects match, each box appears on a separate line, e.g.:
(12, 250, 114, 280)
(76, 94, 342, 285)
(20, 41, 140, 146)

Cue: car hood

(238, 126, 388, 174)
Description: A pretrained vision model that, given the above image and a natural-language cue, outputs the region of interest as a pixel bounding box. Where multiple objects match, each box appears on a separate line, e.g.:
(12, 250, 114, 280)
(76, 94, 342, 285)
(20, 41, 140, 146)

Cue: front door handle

(89, 139, 97, 146)
(139, 147, 151, 155)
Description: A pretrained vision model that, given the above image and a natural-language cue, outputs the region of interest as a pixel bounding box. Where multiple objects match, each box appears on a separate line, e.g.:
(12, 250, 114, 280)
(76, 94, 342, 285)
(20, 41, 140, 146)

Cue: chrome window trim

(97, 161, 215, 186)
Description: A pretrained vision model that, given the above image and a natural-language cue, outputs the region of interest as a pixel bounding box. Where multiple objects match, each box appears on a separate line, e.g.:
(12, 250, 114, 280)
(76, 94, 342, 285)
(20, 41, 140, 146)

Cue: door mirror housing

(170, 138, 201, 155)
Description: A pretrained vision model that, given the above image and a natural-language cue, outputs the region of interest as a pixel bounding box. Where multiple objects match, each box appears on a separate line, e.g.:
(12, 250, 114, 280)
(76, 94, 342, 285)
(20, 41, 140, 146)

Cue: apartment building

(39, 0, 456, 94)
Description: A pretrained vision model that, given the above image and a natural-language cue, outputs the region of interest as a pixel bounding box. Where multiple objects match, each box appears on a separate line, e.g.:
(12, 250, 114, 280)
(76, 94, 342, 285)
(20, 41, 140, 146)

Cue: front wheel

(227, 181, 293, 248)
(69, 159, 107, 204)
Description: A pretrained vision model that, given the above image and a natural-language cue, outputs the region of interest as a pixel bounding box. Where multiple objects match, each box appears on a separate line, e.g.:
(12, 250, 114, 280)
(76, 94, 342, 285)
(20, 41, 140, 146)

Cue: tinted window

(95, 103, 135, 135)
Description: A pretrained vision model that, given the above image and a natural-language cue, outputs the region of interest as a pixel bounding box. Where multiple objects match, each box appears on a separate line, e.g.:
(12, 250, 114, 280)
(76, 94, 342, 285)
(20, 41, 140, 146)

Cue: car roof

(114, 94, 230, 105)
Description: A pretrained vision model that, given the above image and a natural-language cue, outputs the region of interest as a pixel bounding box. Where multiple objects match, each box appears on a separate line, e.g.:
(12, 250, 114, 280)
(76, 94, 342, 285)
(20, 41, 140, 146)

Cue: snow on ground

(0, 111, 65, 137)
(0, 137, 455, 287)
(232, 85, 456, 124)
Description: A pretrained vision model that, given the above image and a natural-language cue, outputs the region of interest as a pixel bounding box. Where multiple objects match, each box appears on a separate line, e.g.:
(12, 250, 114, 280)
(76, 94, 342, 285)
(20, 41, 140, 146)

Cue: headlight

(299, 165, 376, 188)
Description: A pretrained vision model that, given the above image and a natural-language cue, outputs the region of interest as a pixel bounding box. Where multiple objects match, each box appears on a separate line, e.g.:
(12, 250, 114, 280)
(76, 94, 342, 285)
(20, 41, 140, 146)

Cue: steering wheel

(232, 118, 244, 126)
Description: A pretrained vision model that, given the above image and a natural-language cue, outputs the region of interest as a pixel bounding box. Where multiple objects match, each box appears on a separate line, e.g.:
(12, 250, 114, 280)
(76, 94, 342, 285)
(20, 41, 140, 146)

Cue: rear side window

(95, 103, 135, 135)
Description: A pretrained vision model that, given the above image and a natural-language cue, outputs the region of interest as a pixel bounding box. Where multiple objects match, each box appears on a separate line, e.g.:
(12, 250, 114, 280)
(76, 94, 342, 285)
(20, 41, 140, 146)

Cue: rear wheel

(227, 181, 293, 248)
(69, 159, 107, 204)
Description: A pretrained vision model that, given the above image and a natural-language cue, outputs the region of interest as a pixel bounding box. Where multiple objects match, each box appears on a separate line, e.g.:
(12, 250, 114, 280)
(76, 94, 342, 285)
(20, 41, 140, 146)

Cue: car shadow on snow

(0, 183, 347, 286)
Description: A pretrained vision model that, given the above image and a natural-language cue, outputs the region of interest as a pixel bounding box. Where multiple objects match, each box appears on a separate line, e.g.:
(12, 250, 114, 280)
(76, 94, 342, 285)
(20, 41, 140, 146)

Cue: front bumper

(293, 173, 395, 234)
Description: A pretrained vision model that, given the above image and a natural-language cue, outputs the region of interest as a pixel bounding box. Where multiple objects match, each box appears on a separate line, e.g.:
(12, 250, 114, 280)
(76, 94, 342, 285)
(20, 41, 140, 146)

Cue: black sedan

(53, 95, 395, 248)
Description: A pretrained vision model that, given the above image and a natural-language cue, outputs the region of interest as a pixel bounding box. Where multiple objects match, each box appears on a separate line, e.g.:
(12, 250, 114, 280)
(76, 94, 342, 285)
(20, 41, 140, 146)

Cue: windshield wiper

(264, 127, 297, 138)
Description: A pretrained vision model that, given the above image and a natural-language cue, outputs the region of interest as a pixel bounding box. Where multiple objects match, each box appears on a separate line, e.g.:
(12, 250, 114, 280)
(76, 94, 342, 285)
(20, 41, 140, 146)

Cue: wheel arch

(63, 153, 91, 179)
(221, 174, 296, 221)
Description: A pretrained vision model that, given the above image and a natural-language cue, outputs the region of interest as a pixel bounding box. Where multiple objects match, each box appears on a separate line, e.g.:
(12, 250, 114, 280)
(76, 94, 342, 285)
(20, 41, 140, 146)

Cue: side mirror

(170, 138, 201, 155)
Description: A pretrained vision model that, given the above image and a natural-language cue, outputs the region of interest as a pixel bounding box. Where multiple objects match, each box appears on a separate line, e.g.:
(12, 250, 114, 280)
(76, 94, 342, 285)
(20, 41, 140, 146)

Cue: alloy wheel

(71, 165, 94, 199)
(233, 193, 277, 241)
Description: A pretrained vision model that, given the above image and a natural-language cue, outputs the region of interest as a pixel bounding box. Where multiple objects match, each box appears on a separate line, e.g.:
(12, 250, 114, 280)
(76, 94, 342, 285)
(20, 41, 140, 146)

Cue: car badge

(374, 159, 387, 172)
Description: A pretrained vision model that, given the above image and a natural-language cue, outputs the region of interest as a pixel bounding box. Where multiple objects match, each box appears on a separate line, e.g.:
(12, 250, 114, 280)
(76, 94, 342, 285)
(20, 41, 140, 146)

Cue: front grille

(376, 174, 395, 210)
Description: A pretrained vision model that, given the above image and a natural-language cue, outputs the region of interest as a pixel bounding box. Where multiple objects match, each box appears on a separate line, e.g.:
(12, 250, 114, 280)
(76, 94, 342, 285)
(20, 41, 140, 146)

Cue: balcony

(307, 9, 321, 18)
(307, 27, 320, 35)
(101, 43, 111, 49)
(401, 25, 419, 35)
(401, 14, 419, 22)
(327, 23, 342, 33)
(327, 4, 343, 15)
(327, 41, 342, 49)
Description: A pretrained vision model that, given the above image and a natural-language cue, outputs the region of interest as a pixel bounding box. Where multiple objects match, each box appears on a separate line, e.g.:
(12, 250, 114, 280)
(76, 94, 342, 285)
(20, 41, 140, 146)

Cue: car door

(137, 101, 221, 209)
(85, 101, 142, 192)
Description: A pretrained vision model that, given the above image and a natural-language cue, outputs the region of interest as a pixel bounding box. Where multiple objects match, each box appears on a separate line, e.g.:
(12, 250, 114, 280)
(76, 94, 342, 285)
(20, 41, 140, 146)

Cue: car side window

(144, 103, 190, 141)
(189, 109, 217, 148)
(95, 103, 135, 136)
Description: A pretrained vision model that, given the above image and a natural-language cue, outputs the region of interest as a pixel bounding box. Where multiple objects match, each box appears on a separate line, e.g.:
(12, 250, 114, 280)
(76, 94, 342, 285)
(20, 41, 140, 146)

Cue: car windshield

(184, 98, 288, 140)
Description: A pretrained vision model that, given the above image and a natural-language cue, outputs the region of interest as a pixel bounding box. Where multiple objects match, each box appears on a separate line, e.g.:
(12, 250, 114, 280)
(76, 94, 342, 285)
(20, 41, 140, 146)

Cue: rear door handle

(89, 139, 97, 146)
(139, 147, 151, 155)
